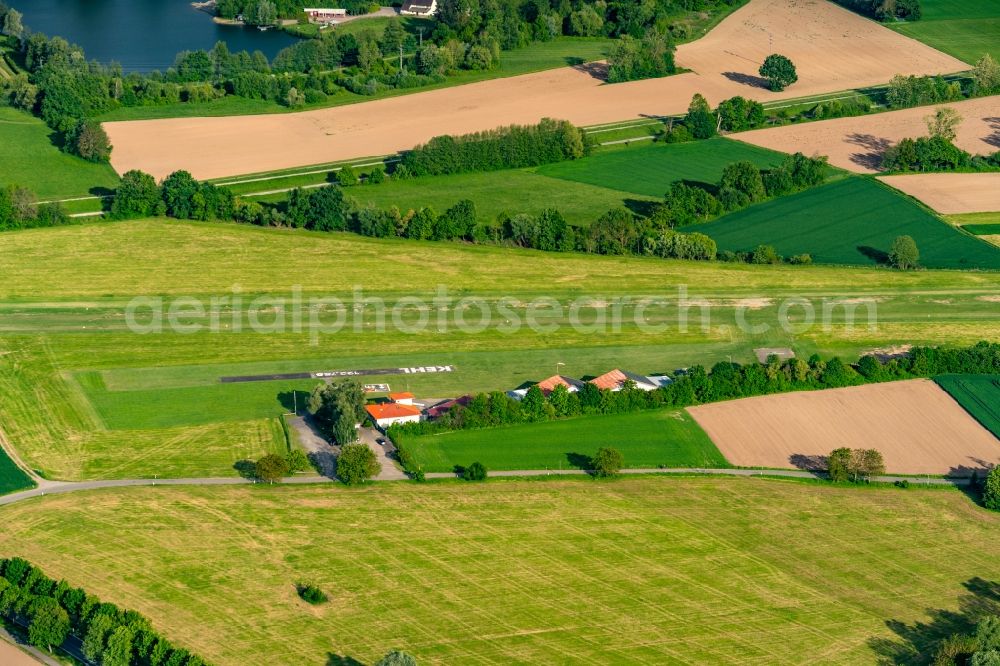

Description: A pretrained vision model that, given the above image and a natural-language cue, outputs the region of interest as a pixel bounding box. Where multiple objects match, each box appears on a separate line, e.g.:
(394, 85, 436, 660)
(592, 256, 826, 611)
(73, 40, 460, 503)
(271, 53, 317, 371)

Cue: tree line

(0, 184, 70, 230)
(398, 119, 586, 177)
(0, 557, 209, 665)
(882, 106, 1000, 173)
(391, 341, 1000, 473)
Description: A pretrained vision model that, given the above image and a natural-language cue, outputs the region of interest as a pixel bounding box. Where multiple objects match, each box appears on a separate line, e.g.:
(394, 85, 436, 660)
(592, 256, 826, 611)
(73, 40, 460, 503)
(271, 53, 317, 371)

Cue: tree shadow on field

(277, 390, 302, 413)
(326, 655, 364, 666)
(789, 453, 827, 471)
(566, 452, 593, 471)
(624, 198, 659, 218)
(722, 71, 770, 90)
(983, 117, 1000, 148)
(867, 578, 1000, 665)
(857, 245, 889, 264)
(572, 60, 608, 81)
(846, 132, 892, 171)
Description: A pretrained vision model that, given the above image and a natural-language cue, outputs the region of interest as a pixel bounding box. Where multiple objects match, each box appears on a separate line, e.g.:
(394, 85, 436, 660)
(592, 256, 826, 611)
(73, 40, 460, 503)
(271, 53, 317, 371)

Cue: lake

(16, 0, 301, 72)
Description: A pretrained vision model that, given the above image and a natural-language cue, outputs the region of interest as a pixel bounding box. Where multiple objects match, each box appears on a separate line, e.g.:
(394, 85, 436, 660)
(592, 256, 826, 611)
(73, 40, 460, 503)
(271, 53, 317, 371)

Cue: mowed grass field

(398, 409, 728, 472)
(537, 138, 788, 197)
(698, 178, 1000, 269)
(0, 106, 120, 199)
(1, 220, 999, 480)
(1, 479, 998, 664)
(936, 374, 1000, 438)
(889, 0, 1000, 63)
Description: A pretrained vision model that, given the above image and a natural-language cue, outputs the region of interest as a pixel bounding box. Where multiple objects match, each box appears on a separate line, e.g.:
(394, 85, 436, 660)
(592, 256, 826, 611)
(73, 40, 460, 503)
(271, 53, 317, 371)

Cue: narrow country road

(0, 467, 970, 508)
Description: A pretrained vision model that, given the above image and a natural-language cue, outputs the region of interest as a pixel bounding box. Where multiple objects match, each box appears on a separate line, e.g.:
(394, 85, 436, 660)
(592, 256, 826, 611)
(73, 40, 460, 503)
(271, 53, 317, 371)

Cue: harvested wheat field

(687, 379, 1000, 475)
(733, 96, 1000, 173)
(104, 0, 967, 180)
(878, 173, 1000, 214)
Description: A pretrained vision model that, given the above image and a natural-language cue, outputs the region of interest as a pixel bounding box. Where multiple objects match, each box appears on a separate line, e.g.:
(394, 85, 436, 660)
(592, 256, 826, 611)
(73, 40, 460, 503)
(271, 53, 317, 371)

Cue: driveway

(357, 427, 408, 480)
(287, 415, 336, 478)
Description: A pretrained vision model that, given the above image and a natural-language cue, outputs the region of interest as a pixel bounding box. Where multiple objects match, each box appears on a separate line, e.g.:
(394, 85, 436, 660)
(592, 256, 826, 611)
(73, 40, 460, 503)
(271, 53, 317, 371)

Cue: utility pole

(418, 27, 424, 48)
(399, 44, 404, 72)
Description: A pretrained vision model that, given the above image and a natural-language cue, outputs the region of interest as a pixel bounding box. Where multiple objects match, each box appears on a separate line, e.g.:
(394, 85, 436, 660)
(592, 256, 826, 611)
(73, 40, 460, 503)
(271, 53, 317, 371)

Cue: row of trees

(833, 0, 921, 21)
(881, 107, 1000, 172)
(0, 557, 208, 665)
(392, 341, 999, 447)
(399, 119, 587, 176)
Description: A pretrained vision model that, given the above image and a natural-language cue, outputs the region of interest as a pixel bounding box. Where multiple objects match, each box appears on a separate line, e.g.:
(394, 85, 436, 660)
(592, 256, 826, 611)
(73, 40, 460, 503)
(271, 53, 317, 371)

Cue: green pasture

(97, 37, 612, 122)
(1, 220, 999, 480)
(889, 0, 1000, 63)
(698, 178, 1000, 269)
(398, 409, 728, 472)
(537, 138, 788, 198)
(935, 374, 1000, 438)
(342, 168, 654, 226)
(0, 107, 120, 199)
(1, 479, 998, 664)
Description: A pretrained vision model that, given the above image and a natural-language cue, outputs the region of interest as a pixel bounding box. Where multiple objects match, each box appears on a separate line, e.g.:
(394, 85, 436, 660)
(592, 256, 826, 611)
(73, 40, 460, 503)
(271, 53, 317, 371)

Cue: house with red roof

(589, 369, 664, 392)
(366, 402, 422, 429)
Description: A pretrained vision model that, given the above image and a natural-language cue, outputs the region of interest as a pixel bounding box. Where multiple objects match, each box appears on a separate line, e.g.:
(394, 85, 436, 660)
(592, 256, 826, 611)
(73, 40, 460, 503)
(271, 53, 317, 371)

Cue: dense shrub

(296, 583, 328, 605)
(607, 30, 676, 83)
(885, 74, 961, 109)
(400, 119, 586, 176)
(716, 96, 766, 132)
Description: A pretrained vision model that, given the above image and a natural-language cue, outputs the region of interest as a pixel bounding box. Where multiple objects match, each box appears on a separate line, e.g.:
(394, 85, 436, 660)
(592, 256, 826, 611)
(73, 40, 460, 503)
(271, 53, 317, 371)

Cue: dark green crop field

(888, 0, 1000, 63)
(935, 374, 1000, 438)
(0, 448, 34, 495)
(698, 178, 1000, 269)
(537, 138, 787, 198)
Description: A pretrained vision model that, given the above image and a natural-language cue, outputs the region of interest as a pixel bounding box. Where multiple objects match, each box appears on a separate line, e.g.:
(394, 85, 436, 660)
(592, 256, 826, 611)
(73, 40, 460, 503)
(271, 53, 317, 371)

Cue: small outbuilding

(401, 0, 437, 16)
(388, 391, 415, 405)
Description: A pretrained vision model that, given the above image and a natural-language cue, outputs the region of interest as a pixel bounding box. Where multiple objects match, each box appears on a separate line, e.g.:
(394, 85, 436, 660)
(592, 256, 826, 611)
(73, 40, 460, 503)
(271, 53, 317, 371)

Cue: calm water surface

(17, 0, 300, 72)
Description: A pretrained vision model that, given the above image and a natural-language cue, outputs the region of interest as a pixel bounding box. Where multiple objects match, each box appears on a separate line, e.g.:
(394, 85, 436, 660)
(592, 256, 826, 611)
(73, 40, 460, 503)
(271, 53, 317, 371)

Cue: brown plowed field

(733, 96, 1000, 173)
(104, 0, 968, 180)
(687, 379, 1000, 475)
(878, 173, 1000, 214)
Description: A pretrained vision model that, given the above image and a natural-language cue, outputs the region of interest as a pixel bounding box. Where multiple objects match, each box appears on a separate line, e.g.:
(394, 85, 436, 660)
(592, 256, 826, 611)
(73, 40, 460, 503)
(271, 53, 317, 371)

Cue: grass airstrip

(1, 219, 999, 481)
(0, 479, 998, 664)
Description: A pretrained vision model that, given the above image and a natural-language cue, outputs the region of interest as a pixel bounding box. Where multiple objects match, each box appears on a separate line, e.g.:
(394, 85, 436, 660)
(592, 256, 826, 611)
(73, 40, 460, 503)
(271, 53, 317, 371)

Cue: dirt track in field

(878, 173, 1000, 214)
(732, 96, 1000, 173)
(687, 379, 1000, 475)
(104, 0, 968, 180)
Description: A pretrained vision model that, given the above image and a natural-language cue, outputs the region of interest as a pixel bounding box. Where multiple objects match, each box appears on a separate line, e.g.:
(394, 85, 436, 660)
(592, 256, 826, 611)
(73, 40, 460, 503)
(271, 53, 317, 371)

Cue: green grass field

(0, 478, 997, 664)
(935, 374, 1000, 438)
(398, 409, 728, 472)
(889, 0, 1000, 63)
(698, 178, 1000, 269)
(0, 107, 120, 199)
(1, 220, 999, 480)
(537, 138, 789, 198)
(340, 163, 657, 226)
(0, 449, 33, 495)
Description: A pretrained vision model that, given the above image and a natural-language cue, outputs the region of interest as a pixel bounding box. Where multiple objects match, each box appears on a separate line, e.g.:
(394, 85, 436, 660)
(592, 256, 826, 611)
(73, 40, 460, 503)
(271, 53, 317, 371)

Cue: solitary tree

(759, 54, 798, 92)
(972, 54, 1000, 95)
(254, 453, 290, 483)
(925, 107, 961, 142)
(462, 461, 487, 481)
(854, 449, 886, 481)
(70, 121, 113, 163)
(827, 447, 852, 482)
(27, 597, 70, 652)
(592, 447, 624, 478)
(336, 443, 381, 485)
(984, 466, 1000, 511)
(1, 8, 23, 41)
(684, 93, 717, 139)
(889, 235, 919, 270)
(375, 650, 418, 666)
